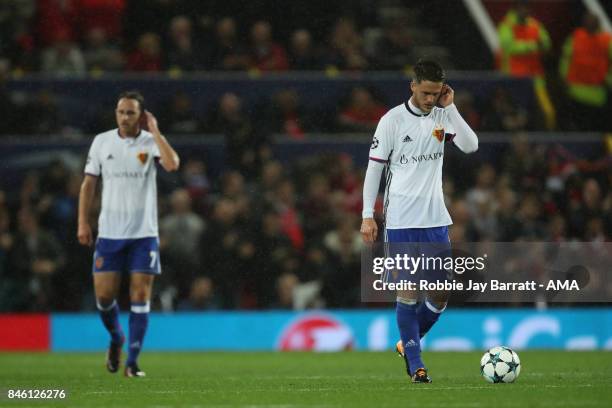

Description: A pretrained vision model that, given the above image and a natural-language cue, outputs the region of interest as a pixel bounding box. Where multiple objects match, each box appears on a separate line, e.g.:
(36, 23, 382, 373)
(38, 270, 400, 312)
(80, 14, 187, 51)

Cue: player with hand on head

(360, 60, 478, 383)
(78, 91, 180, 378)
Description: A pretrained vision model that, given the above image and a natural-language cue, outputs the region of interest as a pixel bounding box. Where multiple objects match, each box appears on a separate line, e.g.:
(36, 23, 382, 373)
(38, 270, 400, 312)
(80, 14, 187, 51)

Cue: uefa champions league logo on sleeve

(370, 136, 379, 149)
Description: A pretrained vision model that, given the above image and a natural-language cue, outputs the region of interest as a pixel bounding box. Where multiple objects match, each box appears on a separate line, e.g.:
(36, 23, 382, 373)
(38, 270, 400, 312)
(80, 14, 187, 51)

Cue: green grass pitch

(1, 351, 611, 407)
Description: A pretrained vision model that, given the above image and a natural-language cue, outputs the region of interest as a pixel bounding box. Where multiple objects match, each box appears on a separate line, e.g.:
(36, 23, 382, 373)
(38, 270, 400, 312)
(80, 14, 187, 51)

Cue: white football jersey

(369, 100, 455, 228)
(84, 129, 161, 239)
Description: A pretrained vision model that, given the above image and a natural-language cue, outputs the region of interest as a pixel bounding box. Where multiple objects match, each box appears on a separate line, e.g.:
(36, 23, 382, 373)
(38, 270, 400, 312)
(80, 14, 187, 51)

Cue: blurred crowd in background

(0, 133, 610, 312)
(0, 0, 459, 75)
(0, 85, 532, 136)
(0, 0, 611, 133)
(0, 0, 606, 75)
(0, 1, 611, 311)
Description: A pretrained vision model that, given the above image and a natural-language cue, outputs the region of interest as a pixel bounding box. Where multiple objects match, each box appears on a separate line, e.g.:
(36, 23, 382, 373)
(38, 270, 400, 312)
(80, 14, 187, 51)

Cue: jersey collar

(117, 128, 142, 141)
(405, 98, 430, 117)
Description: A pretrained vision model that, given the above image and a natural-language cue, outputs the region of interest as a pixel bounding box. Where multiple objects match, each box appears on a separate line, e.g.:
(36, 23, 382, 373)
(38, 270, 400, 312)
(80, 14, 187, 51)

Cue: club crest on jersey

(95, 256, 104, 269)
(432, 125, 444, 143)
(137, 152, 148, 164)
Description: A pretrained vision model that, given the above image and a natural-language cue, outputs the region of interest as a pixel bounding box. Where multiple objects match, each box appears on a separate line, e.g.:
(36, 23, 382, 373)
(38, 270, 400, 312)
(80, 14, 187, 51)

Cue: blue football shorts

(383, 226, 452, 285)
(93, 237, 161, 274)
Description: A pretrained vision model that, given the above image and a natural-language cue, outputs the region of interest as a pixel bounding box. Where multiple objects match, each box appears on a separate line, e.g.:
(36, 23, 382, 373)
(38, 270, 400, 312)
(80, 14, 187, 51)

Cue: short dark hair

(413, 60, 445, 83)
(118, 91, 144, 111)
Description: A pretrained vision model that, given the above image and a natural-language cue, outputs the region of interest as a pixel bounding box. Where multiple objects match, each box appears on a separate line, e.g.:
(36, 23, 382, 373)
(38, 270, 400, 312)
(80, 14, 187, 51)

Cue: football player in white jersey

(77, 91, 180, 378)
(360, 60, 478, 383)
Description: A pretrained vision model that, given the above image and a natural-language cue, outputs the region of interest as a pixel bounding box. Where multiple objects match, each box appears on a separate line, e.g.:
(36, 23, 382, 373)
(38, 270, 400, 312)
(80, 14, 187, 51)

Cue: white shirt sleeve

(369, 114, 395, 163)
(84, 137, 101, 176)
(363, 114, 395, 218)
(362, 160, 385, 218)
(444, 103, 478, 153)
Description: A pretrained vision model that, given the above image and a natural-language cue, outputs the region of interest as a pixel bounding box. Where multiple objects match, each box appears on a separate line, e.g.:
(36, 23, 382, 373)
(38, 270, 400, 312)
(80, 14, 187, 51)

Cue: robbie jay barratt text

(372, 279, 580, 292)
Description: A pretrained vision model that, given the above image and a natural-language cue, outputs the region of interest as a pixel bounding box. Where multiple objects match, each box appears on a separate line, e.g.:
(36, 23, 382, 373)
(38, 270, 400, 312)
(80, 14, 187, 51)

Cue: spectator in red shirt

(249, 21, 288, 72)
(337, 87, 387, 132)
(36, 0, 78, 46)
(261, 89, 309, 139)
(273, 179, 304, 251)
(126, 32, 162, 72)
(77, 0, 125, 41)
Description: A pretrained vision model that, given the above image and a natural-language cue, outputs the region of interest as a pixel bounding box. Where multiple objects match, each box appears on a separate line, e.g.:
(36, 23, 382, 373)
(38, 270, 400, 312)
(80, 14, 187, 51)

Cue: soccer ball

(480, 346, 521, 383)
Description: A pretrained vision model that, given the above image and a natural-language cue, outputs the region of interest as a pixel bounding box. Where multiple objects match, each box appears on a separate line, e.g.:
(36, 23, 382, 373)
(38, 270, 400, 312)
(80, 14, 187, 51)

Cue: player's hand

(438, 84, 454, 107)
(360, 218, 378, 243)
(144, 110, 159, 133)
(77, 223, 93, 247)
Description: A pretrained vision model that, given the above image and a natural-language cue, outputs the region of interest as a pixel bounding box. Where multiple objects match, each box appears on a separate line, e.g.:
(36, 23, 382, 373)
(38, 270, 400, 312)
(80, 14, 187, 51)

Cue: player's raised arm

(438, 85, 479, 154)
(77, 174, 98, 246)
(145, 110, 180, 172)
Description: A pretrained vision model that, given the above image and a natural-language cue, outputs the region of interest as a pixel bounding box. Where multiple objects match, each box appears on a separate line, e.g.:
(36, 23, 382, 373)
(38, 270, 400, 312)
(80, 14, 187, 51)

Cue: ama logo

(277, 313, 355, 351)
